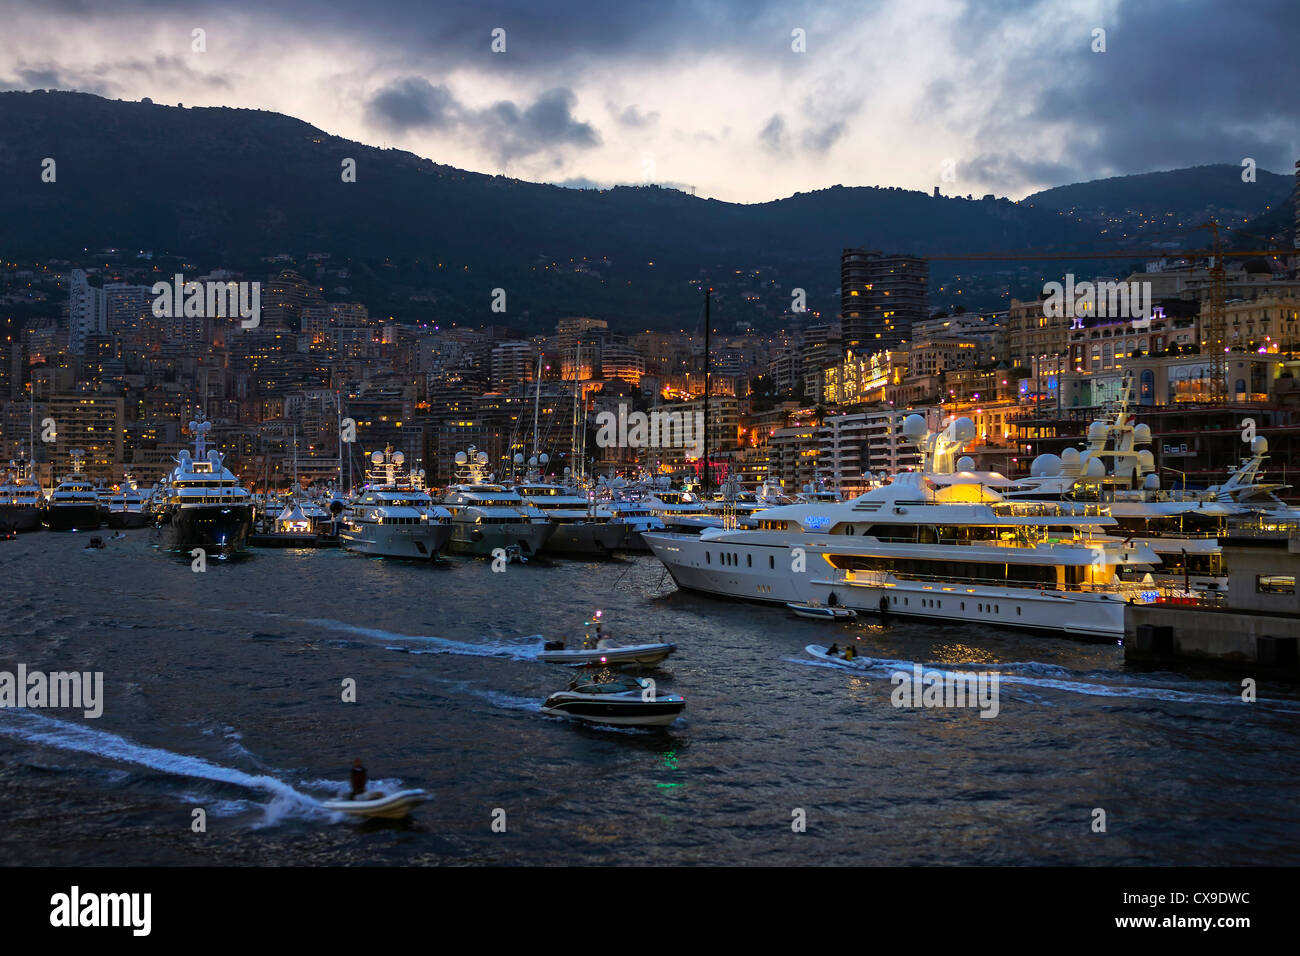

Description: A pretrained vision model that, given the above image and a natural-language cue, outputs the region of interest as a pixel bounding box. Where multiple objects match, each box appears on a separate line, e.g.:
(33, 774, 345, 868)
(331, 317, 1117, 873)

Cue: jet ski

(320, 788, 430, 819)
(537, 639, 676, 667)
(788, 601, 857, 621)
(541, 673, 684, 727)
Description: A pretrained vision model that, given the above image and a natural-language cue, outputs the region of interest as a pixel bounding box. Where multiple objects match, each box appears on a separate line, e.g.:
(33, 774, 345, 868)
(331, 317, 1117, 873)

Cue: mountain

(0, 91, 1291, 329)
(1023, 163, 1292, 217)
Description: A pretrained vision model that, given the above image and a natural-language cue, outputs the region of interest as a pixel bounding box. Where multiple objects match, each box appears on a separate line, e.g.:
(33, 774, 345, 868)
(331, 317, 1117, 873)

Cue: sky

(1, 0, 1296, 203)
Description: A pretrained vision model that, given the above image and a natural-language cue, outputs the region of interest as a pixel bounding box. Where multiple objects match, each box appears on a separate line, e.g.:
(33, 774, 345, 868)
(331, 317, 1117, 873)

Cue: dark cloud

(804, 119, 844, 154)
(365, 78, 599, 161)
(614, 104, 659, 128)
(366, 77, 457, 132)
(758, 113, 789, 153)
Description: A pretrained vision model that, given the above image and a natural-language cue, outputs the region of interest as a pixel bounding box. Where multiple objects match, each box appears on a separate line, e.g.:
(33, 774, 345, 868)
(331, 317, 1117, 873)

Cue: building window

(1257, 575, 1295, 594)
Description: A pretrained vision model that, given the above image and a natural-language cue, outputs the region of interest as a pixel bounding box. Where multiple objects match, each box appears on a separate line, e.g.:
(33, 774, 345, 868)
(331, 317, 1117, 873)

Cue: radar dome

(371, 451, 384, 464)
(513, 453, 524, 464)
(1087, 420, 1109, 441)
(454, 452, 467, 465)
(1030, 453, 1062, 477)
(956, 456, 975, 471)
(950, 417, 976, 443)
(901, 414, 928, 440)
(539, 453, 549, 465)
(1134, 423, 1152, 444)
(188, 421, 198, 432)
(1143, 474, 1161, 491)
(1137, 450, 1154, 471)
(1252, 436, 1269, 455)
(1061, 447, 1081, 467)
(476, 452, 489, 465)
(392, 451, 404, 465)
(1085, 457, 1106, 477)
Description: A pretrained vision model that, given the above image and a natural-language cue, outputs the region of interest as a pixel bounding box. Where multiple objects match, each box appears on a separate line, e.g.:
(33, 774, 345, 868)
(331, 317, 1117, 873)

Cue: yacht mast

(702, 287, 711, 496)
(530, 352, 544, 473)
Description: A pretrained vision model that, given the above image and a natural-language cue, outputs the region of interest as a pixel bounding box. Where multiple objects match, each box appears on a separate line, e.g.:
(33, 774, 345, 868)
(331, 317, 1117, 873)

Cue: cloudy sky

(2, 0, 1296, 202)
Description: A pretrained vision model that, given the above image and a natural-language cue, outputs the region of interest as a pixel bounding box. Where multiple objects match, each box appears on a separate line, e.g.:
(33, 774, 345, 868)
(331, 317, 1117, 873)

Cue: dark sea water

(1, 528, 1297, 866)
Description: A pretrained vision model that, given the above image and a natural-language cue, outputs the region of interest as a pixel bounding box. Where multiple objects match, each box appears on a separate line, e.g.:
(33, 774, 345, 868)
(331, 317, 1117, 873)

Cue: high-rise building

(68, 269, 106, 354)
(840, 249, 928, 353)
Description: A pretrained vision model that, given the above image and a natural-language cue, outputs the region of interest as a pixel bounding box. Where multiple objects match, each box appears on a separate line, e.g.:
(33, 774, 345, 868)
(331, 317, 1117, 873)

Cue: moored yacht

(0, 461, 44, 532)
(42, 450, 102, 531)
(644, 470, 1160, 640)
(154, 416, 253, 555)
(642, 484, 722, 535)
(339, 447, 452, 559)
(440, 447, 554, 558)
(594, 498, 665, 551)
(103, 474, 153, 529)
(515, 475, 624, 556)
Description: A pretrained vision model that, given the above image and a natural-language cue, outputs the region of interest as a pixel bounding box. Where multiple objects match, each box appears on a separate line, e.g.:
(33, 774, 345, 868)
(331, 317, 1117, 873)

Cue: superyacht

(0, 460, 44, 532)
(154, 415, 254, 554)
(339, 447, 453, 559)
(440, 447, 555, 558)
(42, 449, 102, 531)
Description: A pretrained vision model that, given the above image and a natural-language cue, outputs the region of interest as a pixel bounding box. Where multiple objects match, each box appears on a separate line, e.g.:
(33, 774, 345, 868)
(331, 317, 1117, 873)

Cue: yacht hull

(643, 531, 1131, 641)
(158, 504, 253, 554)
(42, 504, 102, 531)
(448, 521, 554, 557)
(0, 505, 42, 532)
(340, 522, 452, 559)
(541, 521, 625, 556)
(106, 510, 152, 530)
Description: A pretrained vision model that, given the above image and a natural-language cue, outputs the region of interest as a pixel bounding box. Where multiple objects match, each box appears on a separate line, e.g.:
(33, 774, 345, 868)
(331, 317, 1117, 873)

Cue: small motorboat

(541, 673, 684, 727)
(320, 788, 430, 819)
(538, 639, 676, 667)
(788, 601, 857, 621)
(805, 644, 869, 667)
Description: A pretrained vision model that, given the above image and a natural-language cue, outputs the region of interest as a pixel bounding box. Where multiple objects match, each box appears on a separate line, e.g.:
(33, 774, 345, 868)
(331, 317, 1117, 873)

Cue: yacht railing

(828, 566, 1145, 595)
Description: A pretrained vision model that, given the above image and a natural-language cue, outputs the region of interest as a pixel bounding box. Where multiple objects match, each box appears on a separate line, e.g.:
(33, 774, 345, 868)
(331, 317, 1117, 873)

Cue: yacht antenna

(531, 352, 544, 473)
(702, 286, 712, 496)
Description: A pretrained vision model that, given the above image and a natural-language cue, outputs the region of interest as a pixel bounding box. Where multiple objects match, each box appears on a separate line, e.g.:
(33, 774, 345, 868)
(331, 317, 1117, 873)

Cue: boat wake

(304, 617, 545, 661)
(787, 653, 1300, 711)
(0, 710, 334, 825)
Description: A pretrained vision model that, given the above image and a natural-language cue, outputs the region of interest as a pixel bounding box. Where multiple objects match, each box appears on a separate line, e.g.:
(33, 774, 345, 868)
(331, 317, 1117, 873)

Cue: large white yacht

(0, 460, 44, 532)
(103, 474, 153, 529)
(339, 447, 452, 560)
(154, 416, 253, 555)
(514, 472, 624, 556)
(642, 483, 722, 534)
(440, 447, 555, 558)
(643, 470, 1159, 640)
(42, 449, 102, 531)
(593, 498, 666, 551)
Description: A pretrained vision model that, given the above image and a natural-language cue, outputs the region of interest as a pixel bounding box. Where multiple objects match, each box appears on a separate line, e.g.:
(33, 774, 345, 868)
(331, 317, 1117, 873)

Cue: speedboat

(320, 788, 430, 819)
(788, 602, 858, 621)
(540, 672, 684, 727)
(538, 640, 677, 667)
(537, 611, 676, 666)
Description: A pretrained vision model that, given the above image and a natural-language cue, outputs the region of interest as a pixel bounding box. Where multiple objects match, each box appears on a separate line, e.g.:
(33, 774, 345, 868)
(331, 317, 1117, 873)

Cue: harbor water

(1, 529, 1297, 865)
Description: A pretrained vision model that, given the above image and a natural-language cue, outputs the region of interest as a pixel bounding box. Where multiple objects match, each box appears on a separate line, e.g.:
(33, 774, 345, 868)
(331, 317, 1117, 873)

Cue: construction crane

(926, 222, 1297, 402)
